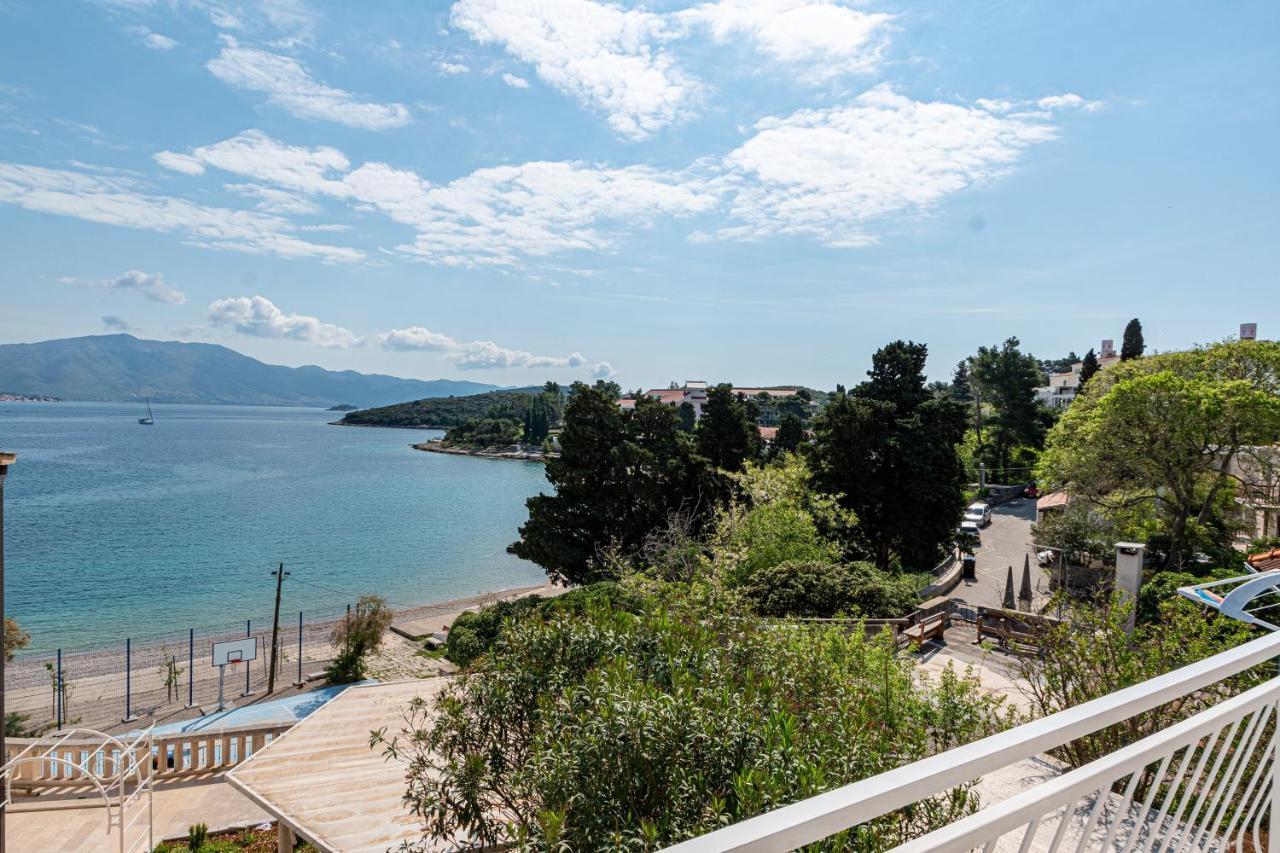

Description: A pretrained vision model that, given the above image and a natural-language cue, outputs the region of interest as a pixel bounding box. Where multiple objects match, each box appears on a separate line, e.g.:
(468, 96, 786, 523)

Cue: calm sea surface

(0, 402, 548, 651)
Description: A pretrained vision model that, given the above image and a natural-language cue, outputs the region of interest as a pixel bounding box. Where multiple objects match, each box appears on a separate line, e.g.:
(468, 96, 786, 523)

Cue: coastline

(412, 439, 548, 463)
(328, 420, 449, 429)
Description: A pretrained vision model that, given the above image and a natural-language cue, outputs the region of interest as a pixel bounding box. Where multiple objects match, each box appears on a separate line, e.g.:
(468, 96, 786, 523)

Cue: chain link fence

(5, 605, 351, 734)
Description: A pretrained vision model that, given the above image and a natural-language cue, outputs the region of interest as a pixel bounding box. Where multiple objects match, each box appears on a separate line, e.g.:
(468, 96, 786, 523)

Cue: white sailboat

(137, 397, 154, 425)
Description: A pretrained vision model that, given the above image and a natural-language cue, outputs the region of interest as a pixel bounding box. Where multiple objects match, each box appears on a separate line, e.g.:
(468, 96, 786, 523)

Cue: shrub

(377, 594, 1013, 851)
(324, 595, 392, 684)
(187, 823, 208, 851)
(741, 559, 920, 619)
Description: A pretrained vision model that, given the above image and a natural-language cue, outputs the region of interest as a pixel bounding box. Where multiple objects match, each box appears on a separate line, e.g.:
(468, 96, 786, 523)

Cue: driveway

(954, 497, 1045, 610)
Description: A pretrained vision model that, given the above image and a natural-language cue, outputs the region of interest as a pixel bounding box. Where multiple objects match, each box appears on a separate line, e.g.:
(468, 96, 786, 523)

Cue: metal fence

(5, 604, 352, 734)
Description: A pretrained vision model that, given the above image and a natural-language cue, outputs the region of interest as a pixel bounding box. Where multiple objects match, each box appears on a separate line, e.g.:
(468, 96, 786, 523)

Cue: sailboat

(137, 397, 154, 425)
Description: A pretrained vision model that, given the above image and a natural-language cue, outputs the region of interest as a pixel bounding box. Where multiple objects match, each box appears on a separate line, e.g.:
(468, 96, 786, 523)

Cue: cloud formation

(206, 295, 358, 347)
(451, 0, 698, 140)
(716, 85, 1069, 246)
(102, 315, 131, 331)
(207, 41, 412, 130)
(62, 269, 188, 304)
(0, 161, 361, 262)
(374, 325, 610, 374)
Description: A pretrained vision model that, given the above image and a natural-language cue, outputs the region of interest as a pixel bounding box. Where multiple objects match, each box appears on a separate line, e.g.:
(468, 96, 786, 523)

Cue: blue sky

(1, 0, 1275, 390)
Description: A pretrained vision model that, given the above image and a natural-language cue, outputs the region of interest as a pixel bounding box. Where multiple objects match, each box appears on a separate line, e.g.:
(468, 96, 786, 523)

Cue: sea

(0, 402, 548, 652)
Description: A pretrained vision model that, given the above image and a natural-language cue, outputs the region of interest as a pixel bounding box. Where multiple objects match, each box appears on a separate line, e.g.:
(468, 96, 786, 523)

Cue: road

(953, 497, 1047, 610)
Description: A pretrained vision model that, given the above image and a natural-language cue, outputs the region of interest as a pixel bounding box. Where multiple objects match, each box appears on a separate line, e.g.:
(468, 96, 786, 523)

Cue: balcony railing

(664, 629, 1280, 852)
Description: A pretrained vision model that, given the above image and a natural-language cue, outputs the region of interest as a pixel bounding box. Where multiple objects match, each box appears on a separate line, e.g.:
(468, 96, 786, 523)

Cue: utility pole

(267, 563, 290, 695)
(1, 450, 15, 853)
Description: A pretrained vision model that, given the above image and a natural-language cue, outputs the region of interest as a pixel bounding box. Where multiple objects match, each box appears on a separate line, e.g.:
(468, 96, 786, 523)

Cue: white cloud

(0, 161, 362, 262)
(102, 314, 131, 331)
(450, 0, 699, 140)
(375, 326, 458, 351)
(224, 183, 322, 215)
(156, 130, 349, 194)
(501, 72, 529, 89)
(590, 360, 615, 379)
(1037, 92, 1106, 112)
(63, 269, 187, 304)
(716, 85, 1067, 246)
(127, 26, 179, 51)
(675, 0, 892, 79)
(207, 41, 412, 130)
(437, 61, 470, 75)
(206, 295, 358, 347)
(375, 325, 603, 372)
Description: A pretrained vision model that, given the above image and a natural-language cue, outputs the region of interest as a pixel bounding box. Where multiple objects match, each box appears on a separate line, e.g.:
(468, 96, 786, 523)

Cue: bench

(902, 611, 947, 650)
(976, 611, 1042, 651)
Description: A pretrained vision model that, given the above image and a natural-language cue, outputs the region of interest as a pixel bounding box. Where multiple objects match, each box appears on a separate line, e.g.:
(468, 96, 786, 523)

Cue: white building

(1035, 339, 1119, 409)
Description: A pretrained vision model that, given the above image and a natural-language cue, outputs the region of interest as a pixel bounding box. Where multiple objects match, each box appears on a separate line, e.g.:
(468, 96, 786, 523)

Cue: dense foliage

(341, 387, 548, 428)
(444, 582, 642, 666)
(1038, 340, 1280, 570)
(377, 591, 1013, 852)
(510, 383, 717, 584)
(741, 559, 920, 619)
(442, 416, 522, 448)
(968, 336, 1049, 477)
(695, 383, 762, 474)
(808, 341, 968, 570)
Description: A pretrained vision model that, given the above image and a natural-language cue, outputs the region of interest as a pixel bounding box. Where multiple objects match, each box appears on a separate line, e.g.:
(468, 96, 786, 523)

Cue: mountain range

(0, 335, 497, 407)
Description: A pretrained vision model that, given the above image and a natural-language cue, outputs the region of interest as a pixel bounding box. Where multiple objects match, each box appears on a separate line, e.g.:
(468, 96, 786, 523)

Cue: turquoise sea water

(0, 402, 548, 651)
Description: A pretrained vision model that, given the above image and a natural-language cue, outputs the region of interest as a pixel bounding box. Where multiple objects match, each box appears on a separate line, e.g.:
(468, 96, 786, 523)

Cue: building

(1035, 339, 1120, 410)
(1232, 446, 1280, 548)
(619, 381, 812, 422)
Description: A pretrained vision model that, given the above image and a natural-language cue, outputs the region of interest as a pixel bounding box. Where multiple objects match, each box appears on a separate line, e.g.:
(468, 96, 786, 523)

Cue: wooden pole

(267, 564, 289, 695)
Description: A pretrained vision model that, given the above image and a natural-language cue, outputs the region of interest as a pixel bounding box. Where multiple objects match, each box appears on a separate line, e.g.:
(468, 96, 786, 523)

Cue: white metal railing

(1, 726, 154, 853)
(663, 629, 1280, 852)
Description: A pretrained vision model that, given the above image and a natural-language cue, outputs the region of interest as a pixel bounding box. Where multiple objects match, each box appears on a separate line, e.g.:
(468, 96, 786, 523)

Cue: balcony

(664, 630, 1280, 852)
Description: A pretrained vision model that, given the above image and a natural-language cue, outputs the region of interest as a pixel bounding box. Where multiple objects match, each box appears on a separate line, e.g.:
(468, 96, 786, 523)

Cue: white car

(958, 520, 982, 542)
(965, 502, 993, 527)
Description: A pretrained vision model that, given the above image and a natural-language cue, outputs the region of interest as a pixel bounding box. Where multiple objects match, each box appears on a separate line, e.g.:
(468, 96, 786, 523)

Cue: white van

(965, 502, 992, 527)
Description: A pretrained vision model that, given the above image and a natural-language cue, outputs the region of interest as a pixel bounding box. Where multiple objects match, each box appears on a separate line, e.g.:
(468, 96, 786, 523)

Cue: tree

(1121, 318, 1145, 361)
(1039, 340, 1280, 569)
(511, 383, 715, 584)
(696, 383, 761, 473)
(4, 616, 29, 662)
(741, 559, 920, 619)
(325, 595, 392, 684)
(676, 401, 696, 433)
(773, 413, 804, 453)
(1077, 348, 1100, 389)
(808, 341, 968, 570)
(376, 591, 1011, 851)
(969, 337, 1047, 474)
(950, 360, 972, 402)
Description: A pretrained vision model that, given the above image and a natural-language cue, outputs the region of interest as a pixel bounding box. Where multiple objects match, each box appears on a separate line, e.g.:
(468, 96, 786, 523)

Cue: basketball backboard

(212, 636, 258, 666)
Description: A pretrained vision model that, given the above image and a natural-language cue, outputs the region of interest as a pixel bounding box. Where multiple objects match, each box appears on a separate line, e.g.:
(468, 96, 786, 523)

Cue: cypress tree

(1078, 348, 1101, 389)
(1121, 318, 1145, 360)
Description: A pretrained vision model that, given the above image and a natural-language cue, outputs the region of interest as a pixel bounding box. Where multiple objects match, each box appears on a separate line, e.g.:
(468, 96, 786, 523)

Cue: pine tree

(1078, 348, 1100, 389)
(951, 360, 972, 402)
(773, 413, 804, 454)
(1121, 318, 1145, 360)
(696, 384, 762, 473)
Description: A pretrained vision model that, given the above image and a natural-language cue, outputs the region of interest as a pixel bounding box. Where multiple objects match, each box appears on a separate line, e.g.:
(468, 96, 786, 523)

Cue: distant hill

(340, 387, 546, 428)
(0, 334, 498, 407)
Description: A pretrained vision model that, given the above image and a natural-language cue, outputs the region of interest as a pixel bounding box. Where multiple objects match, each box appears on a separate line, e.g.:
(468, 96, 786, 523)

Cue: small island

(327, 403, 359, 411)
(0, 393, 60, 402)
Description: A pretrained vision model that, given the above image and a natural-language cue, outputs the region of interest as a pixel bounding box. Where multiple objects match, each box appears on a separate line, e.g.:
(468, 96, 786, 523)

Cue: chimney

(1241, 322, 1258, 341)
(1100, 339, 1116, 358)
(1115, 542, 1145, 632)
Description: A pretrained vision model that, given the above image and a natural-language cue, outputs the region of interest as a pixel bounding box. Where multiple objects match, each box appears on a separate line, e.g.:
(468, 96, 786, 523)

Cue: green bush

(378, 594, 1012, 851)
(741, 559, 920, 619)
(444, 582, 641, 666)
(324, 595, 393, 684)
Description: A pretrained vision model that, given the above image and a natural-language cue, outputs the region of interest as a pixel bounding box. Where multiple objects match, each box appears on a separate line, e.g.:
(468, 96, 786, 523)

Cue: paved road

(953, 497, 1047, 610)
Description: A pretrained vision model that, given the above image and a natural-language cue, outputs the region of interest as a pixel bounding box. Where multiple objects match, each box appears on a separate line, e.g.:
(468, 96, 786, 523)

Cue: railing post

(295, 611, 304, 687)
(55, 648, 63, 731)
(242, 619, 252, 697)
(123, 638, 137, 723)
(1271, 729, 1280, 853)
(187, 628, 195, 708)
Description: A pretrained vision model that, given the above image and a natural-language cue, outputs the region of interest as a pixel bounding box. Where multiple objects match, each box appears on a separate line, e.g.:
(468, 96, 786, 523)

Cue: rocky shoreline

(412, 439, 548, 462)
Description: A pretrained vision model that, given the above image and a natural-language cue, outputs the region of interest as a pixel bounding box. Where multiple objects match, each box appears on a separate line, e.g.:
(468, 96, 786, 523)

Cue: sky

(0, 0, 1276, 390)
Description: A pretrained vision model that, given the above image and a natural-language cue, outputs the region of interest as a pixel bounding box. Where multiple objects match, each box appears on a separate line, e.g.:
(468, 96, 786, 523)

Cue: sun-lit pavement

(953, 497, 1048, 610)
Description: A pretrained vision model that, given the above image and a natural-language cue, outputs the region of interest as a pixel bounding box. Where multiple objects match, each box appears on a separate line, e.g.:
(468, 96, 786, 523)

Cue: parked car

(965, 502, 992, 527)
(958, 519, 982, 542)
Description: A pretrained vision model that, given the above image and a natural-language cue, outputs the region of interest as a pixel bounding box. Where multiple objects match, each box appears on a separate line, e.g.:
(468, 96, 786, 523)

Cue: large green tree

(696, 383, 761, 473)
(1121, 318, 1145, 361)
(511, 383, 714, 584)
(773, 413, 804, 454)
(1077, 348, 1100, 389)
(1039, 340, 1280, 569)
(969, 337, 1047, 475)
(808, 341, 968, 570)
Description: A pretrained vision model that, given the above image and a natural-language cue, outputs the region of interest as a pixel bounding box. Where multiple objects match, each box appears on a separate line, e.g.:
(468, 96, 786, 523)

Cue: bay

(0, 402, 547, 651)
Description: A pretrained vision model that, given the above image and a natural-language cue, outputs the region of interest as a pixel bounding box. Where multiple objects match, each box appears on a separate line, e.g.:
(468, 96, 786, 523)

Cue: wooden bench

(902, 611, 947, 650)
(976, 610, 1043, 651)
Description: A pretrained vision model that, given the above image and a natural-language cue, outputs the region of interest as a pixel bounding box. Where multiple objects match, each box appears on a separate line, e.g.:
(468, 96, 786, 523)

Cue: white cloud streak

(501, 72, 529, 89)
(63, 269, 187, 304)
(0, 161, 362, 262)
(374, 324, 606, 373)
(207, 40, 412, 130)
